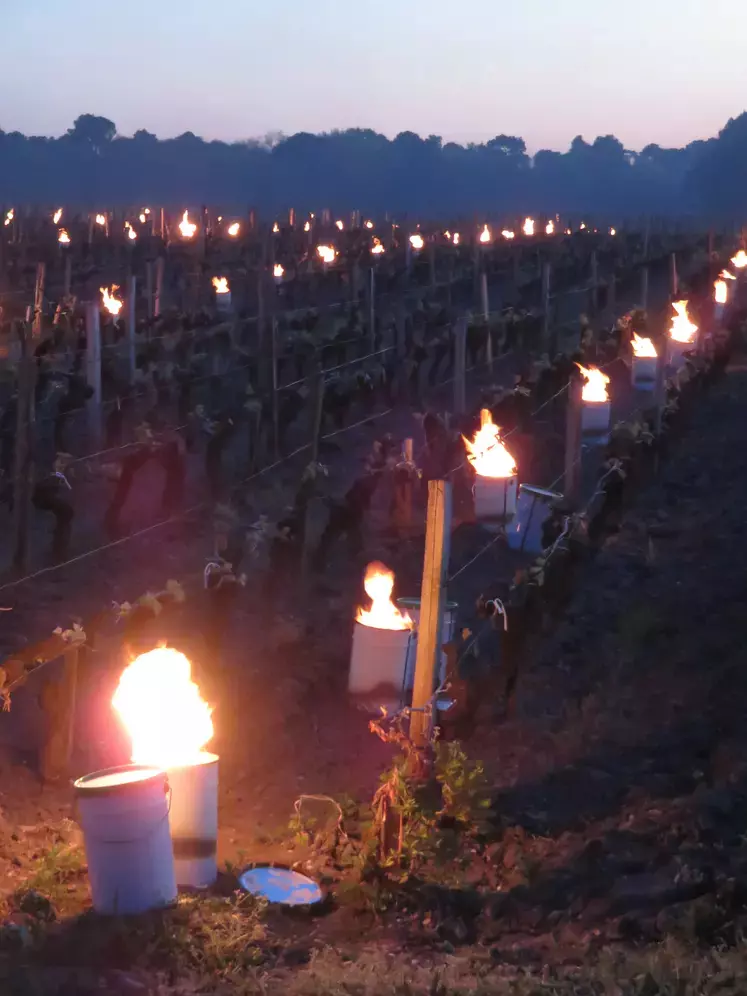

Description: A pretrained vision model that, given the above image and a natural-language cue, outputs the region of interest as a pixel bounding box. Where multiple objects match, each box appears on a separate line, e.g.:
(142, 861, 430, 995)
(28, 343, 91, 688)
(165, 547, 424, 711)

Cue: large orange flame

(365, 220, 374, 229)
(668, 300, 698, 344)
(125, 221, 137, 241)
(632, 333, 657, 358)
(609, 227, 617, 236)
(371, 238, 385, 255)
(53, 208, 63, 225)
(479, 224, 491, 244)
(179, 211, 197, 239)
(730, 250, 747, 270)
(227, 222, 240, 237)
(58, 229, 71, 245)
(101, 285, 123, 316)
(317, 244, 336, 264)
(95, 214, 106, 227)
(523, 217, 535, 237)
(501, 229, 515, 240)
(714, 279, 728, 305)
(212, 276, 230, 294)
(112, 647, 214, 769)
(409, 233, 425, 251)
(4, 209, 14, 227)
(576, 364, 610, 403)
(355, 563, 412, 631)
(335, 220, 344, 231)
(273, 263, 285, 278)
(545, 220, 554, 236)
(462, 409, 517, 479)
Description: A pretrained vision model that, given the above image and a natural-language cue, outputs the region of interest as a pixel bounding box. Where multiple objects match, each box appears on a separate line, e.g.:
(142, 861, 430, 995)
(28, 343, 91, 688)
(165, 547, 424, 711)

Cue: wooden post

(63, 251, 72, 298)
(125, 275, 137, 385)
(271, 316, 280, 459)
(590, 251, 598, 314)
(154, 256, 164, 318)
(410, 480, 453, 747)
(670, 253, 678, 298)
(453, 318, 467, 416)
(146, 260, 154, 319)
(85, 300, 102, 446)
(310, 364, 325, 465)
(607, 274, 616, 316)
(541, 262, 551, 353)
(11, 323, 34, 571)
(480, 270, 489, 322)
(563, 377, 583, 503)
(63, 646, 80, 771)
(641, 266, 649, 311)
(368, 266, 376, 353)
(256, 268, 266, 355)
(428, 240, 436, 288)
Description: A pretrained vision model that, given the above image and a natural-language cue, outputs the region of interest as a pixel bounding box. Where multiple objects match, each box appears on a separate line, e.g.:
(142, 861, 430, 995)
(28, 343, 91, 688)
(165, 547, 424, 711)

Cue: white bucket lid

(74, 764, 168, 798)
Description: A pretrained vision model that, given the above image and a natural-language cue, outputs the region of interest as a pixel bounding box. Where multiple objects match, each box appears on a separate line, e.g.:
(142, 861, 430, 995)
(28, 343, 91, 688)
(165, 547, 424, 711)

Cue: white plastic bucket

(168, 753, 219, 890)
(506, 484, 562, 554)
(215, 291, 232, 312)
(348, 622, 412, 702)
(631, 355, 657, 391)
(397, 598, 458, 692)
(667, 338, 692, 372)
(473, 474, 518, 522)
(74, 764, 176, 916)
(581, 400, 610, 440)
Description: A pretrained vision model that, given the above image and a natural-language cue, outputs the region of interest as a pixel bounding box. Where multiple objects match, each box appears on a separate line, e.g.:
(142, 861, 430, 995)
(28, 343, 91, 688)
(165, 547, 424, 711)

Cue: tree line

(1, 112, 745, 219)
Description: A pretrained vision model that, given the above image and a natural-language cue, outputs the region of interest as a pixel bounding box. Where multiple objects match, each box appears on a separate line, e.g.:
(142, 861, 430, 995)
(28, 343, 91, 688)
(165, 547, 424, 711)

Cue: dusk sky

(1, 0, 744, 153)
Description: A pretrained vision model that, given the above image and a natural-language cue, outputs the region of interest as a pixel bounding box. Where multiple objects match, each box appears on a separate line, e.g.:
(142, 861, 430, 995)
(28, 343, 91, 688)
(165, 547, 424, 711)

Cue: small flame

(730, 250, 747, 270)
(479, 224, 491, 244)
(720, 269, 736, 280)
(580, 222, 587, 230)
(125, 221, 137, 241)
(632, 333, 657, 358)
(95, 214, 106, 227)
(576, 364, 610, 403)
(545, 220, 554, 236)
(144, 207, 151, 215)
(365, 220, 374, 229)
(112, 647, 214, 769)
(462, 409, 517, 479)
(335, 220, 344, 231)
(355, 563, 412, 631)
(317, 244, 336, 264)
(273, 263, 285, 278)
(139, 213, 147, 224)
(453, 232, 460, 245)
(714, 279, 728, 305)
(303, 221, 311, 232)
(273, 222, 280, 234)
(371, 238, 385, 255)
(4, 208, 14, 226)
(179, 210, 197, 239)
(101, 285, 123, 316)
(501, 229, 515, 240)
(522, 217, 535, 237)
(58, 229, 71, 245)
(212, 276, 230, 294)
(409, 233, 425, 251)
(565, 228, 572, 235)
(227, 222, 241, 237)
(609, 227, 617, 236)
(53, 208, 63, 225)
(444, 230, 451, 240)
(668, 300, 698, 344)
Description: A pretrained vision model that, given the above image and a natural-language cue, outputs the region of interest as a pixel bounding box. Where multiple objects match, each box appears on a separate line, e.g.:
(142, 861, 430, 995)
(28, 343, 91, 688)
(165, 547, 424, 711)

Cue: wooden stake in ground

(271, 316, 280, 460)
(641, 266, 649, 311)
(410, 479, 453, 747)
(541, 262, 551, 353)
(309, 364, 325, 465)
(367, 266, 376, 353)
(85, 300, 102, 446)
(670, 253, 678, 298)
(63, 251, 72, 299)
(153, 256, 164, 318)
(125, 275, 137, 385)
(564, 376, 583, 504)
(590, 251, 598, 315)
(453, 317, 467, 416)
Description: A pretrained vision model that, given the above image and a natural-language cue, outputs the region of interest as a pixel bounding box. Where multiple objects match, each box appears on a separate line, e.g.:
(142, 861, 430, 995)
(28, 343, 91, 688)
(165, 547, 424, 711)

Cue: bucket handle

(74, 787, 172, 845)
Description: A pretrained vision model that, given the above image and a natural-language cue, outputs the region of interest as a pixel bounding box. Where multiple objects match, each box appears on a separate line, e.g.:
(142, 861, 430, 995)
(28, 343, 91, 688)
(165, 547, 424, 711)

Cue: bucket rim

(74, 764, 168, 798)
(166, 752, 220, 773)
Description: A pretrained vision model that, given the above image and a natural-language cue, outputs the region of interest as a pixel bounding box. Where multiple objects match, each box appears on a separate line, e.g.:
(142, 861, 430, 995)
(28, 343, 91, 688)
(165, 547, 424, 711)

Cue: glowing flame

(632, 333, 657, 358)
(479, 224, 491, 244)
(576, 364, 610, 403)
(545, 220, 554, 236)
(730, 250, 747, 270)
(112, 647, 214, 769)
(125, 222, 137, 241)
(720, 269, 736, 280)
(58, 229, 71, 245)
(355, 562, 412, 631)
(409, 234, 425, 251)
(371, 239, 385, 255)
(95, 214, 106, 227)
(580, 222, 587, 231)
(273, 222, 280, 234)
(100, 285, 123, 316)
(444, 230, 451, 240)
(303, 221, 311, 233)
(522, 217, 535, 237)
(179, 210, 197, 239)
(335, 220, 344, 231)
(273, 263, 285, 279)
(317, 244, 336, 264)
(4, 209, 14, 227)
(668, 300, 697, 344)
(212, 276, 230, 295)
(609, 227, 617, 236)
(453, 232, 460, 245)
(144, 207, 151, 215)
(462, 409, 517, 479)
(365, 220, 374, 229)
(565, 228, 572, 235)
(501, 229, 515, 240)
(714, 279, 728, 305)
(227, 222, 240, 237)
(139, 213, 147, 224)
(53, 208, 63, 225)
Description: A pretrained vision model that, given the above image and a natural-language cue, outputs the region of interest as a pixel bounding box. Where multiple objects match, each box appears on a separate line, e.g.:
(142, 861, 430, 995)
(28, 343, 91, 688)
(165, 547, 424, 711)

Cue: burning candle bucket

(348, 623, 413, 708)
(631, 356, 658, 391)
(74, 764, 176, 915)
(473, 474, 518, 524)
(167, 752, 219, 889)
(396, 598, 458, 692)
(581, 400, 610, 441)
(215, 291, 232, 313)
(506, 484, 563, 555)
(667, 339, 692, 372)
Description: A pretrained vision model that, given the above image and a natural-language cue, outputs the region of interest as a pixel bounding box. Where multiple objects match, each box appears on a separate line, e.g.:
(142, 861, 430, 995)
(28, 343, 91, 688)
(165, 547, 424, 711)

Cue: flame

(227, 222, 240, 237)
(179, 210, 197, 239)
(545, 220, 554, 236)
(576, 364, 610, 403)
(668, 300, 698, 344)
(409, 233, 425, 251)
(212, 276, 230, 294)
(112, 647, 214, 769)
(730, 250, 747, 270)
(101, 285, 124, 316)
(125, 222, 137, 241)
(371, 238, 385, 255)
(303, 221, 311, 233)
(58, 229, 71, 245)
(95, 214, 106, 227)
(444, 230, 451, 240)
(720, 269, 736, 280)
(609, 227, 617, 236)
(4, 209, 13, 226)
(139, 213, 147, 224)
(714, 279, 728, 305)
(522, 217, 535, 237)
(453, 232, 460, 245)
(335, 220, 344, 231)
(355, 563, 412, 631)
(479, 224, 491, 244)
(565, 228, 572, 235)
(580, 222, 587, 230)
(317, 244, 336, 264)
(462, 409, 517, 479)
(144, 207, 151, 215)
(53, 208, 63, 224)
(501, 229, 515, 240)
(632, 333, 657, 358)
(365, 220, 374, 229)
(273, 263, 285, 278)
